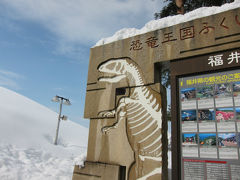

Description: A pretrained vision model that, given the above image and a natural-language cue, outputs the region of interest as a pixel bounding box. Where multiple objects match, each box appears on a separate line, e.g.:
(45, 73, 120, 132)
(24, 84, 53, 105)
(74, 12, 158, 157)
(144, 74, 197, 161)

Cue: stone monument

(73, 7, 240, 180)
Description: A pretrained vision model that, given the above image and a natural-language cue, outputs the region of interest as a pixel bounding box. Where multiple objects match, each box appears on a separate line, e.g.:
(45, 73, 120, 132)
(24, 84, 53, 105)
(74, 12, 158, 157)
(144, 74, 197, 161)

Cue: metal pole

(54, 98, 63, 145)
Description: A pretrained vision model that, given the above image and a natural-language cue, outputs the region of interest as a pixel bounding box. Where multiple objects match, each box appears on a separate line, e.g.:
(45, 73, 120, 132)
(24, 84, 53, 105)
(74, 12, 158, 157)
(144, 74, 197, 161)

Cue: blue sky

(0, 0, 166, 127)
(183, 134, 196, 138)
(199, 133, 216, 140)
(218, 133, 235, 139)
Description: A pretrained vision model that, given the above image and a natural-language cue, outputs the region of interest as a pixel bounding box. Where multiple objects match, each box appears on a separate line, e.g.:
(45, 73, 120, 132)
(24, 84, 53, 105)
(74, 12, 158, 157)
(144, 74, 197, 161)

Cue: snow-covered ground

(96, 0, 240, 46)
(0, 87, 89, 180)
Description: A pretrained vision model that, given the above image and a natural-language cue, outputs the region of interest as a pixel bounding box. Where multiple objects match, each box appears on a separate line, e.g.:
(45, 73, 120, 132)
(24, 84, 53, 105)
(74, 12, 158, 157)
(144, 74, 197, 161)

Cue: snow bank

(0, 87, 88, 180)
(0, 142, 86, 180)
(95, 0, 240, 46)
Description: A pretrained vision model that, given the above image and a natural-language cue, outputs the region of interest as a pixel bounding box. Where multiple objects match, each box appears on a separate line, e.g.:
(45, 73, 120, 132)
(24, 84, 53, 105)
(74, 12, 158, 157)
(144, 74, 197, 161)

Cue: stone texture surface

(72, 162, 124, 180)
(85, 8, 240, 118)
(74, 8, 240, 180)
(86, 117, 134, 177)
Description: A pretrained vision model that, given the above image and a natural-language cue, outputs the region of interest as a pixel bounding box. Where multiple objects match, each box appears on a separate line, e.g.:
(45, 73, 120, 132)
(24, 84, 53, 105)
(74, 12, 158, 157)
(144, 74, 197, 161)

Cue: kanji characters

(162, 32, 177, 43)
(234, 73, 240, 79)
(208, 55, 223, 67)
(208, 76, 216, 83)
(128, 13, 240, 51)
(145, 36, 159, 48)
(180, 26, 194, 40)
(207, 51, 240, 67)
(227, 51, 240, 64)
(197, 78, 204, 84)
(130, 40, 143, 51)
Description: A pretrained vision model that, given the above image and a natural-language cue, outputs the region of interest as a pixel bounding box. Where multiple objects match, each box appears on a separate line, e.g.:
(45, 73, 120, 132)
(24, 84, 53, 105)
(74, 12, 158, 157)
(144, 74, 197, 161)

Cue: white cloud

(53, 87, 65, 91)
(0, 0, 165, 46)
(0, 70, 24, 90)
(0, 70, 24, 79)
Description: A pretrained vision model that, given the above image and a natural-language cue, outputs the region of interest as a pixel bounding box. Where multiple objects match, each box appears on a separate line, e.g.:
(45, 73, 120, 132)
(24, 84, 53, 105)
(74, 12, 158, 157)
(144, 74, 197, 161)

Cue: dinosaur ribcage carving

(126, 102, 162, 158)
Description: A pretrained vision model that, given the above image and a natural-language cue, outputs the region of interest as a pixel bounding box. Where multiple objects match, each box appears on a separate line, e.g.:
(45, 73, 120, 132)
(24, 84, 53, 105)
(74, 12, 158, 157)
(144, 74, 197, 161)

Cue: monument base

(72, 161, 126, 180)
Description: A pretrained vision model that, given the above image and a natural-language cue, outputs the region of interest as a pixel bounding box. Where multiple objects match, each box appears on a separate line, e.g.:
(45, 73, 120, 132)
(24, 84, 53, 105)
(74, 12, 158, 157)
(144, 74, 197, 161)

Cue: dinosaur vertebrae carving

(98, 57, 162, 180)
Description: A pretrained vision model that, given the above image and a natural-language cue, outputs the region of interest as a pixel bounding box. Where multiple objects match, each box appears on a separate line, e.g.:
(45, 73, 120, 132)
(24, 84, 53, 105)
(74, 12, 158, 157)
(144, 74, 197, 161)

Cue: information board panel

(179, 69, 240, 180)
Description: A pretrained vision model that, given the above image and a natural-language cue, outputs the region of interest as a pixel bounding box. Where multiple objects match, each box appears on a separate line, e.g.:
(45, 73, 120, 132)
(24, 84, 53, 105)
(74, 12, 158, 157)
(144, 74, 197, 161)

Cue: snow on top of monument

(95, 0, 240, 46)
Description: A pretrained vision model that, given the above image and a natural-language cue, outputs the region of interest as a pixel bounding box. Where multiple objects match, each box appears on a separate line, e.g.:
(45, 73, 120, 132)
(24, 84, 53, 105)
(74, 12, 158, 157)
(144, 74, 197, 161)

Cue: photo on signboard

(233, 82, 240, 106)
(199, 133, 217, 158)
(199, 133, 216, 146)
(218, 133, 238, 159)
(233, 82, 240, 96)
(238, 133, 240, 147)
(182, 133, 198, 146)
(214, 83, 232, 98)
(182, 133, 199, 157)
(215, 83, 233, 107)
(218, 133, 237, 147)
(197, 85, 215, 108)
(198, 109, 215, 121)
(237, 122, 240, 132)
(181, 110, 197, 122)
(235, 107, 240, 121)
(216, 108, 234, 122)
(181, 88, 196, 101)
(197, 85, 214, 99)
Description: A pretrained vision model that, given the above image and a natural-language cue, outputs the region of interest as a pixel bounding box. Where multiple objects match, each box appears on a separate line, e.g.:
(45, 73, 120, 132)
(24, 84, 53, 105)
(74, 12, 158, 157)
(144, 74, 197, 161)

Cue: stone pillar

(73, 56, 168, 180)
(73, 8, 240, 180)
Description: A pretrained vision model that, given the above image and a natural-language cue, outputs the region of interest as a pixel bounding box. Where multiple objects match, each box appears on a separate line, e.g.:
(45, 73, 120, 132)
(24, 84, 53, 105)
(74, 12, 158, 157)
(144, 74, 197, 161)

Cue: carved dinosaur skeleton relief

(97, 57, 163, 180)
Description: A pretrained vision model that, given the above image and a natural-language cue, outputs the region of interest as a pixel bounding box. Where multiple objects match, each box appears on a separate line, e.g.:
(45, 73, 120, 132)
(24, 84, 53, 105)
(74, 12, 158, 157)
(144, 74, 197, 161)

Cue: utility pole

(52, 95, 71, 145)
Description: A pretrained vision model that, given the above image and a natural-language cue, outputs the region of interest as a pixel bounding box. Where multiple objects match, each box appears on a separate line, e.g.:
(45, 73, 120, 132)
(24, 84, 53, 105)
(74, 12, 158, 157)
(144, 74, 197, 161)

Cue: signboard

(74, 8, 240, 180)
(179, 70, 240, 179)
(170, 48, 240, 180)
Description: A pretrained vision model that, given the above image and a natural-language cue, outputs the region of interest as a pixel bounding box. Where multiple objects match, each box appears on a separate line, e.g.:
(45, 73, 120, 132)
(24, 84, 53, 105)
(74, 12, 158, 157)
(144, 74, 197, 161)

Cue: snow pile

(0, 87, 88, 180)
(96, 0, 240, 46)
(0, 142, 86, 180)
